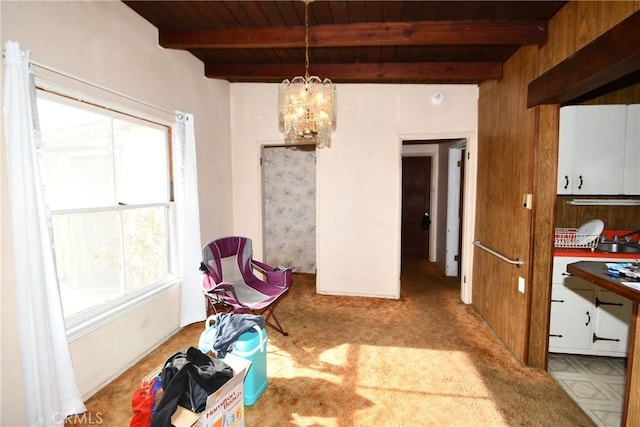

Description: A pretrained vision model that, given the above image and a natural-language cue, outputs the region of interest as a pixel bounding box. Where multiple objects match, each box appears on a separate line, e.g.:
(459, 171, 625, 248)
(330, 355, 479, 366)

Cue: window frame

(35, 85, 181, 342)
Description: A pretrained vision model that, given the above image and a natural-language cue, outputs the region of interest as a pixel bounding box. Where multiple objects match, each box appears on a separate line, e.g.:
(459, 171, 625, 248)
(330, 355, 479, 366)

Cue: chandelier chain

(304, 0, 310, 79)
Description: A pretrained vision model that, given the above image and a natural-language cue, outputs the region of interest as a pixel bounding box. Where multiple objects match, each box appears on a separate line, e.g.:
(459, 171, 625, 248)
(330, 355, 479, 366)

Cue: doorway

(400, 138, 470, 280)
(401, 156, 432, 260)
(399, 135, 476, 303)
(261, 144, 317, 273)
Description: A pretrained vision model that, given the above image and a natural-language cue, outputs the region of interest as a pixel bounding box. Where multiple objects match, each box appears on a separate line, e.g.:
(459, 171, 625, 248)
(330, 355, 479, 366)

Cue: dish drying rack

(554, 228, 600, 249)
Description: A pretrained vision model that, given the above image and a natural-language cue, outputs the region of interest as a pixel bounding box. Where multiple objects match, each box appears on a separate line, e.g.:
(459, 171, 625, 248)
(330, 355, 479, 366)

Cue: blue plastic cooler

(231, 325, 268, 406)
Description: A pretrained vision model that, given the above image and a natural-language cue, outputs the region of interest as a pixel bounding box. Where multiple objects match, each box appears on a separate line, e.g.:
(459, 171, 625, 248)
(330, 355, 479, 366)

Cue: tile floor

(548, 353, 627, 427)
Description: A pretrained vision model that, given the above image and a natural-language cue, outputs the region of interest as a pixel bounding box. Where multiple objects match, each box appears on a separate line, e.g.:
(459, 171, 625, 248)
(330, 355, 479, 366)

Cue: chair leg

(264, 304, 288, 336)
(205, 297, 216, 317)
(205, 296, 229, 317)
(207, 295, 289, 336)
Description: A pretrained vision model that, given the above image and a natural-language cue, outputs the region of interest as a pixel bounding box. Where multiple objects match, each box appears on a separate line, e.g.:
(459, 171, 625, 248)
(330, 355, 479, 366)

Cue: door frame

(399, 132, 477, 304)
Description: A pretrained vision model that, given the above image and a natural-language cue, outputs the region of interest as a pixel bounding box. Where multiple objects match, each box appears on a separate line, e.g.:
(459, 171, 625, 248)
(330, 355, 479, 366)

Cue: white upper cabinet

(625, 104, 640, 194)
(557, 106, 577, 194)
(558, 105, 628, 195)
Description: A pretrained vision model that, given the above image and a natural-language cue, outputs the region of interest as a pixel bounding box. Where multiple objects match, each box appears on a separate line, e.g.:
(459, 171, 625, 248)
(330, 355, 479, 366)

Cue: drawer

(553, 255, 638, 284)
(552, 257, 581, 283)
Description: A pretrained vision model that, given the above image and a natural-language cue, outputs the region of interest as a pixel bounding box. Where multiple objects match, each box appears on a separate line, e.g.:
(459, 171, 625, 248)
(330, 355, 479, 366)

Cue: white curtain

(3, 42, 86, 426)
(174, 112, 205, 326)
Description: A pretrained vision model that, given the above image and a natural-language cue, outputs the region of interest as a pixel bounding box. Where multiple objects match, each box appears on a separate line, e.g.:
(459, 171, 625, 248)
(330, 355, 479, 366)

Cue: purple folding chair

(200, 236, 293, 336)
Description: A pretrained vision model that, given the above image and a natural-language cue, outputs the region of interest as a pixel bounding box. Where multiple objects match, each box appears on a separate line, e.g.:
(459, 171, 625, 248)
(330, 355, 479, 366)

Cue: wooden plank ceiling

(123, 1, 567, 84)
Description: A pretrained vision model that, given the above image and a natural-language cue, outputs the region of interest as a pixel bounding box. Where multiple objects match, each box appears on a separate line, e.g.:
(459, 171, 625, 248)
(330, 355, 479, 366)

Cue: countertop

(567, 261, 640, 303)
(554, 248, 640, 259)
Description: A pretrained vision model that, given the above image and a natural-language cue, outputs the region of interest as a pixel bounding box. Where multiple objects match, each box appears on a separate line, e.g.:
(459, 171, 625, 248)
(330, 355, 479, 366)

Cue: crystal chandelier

(278, 0, 336, 148)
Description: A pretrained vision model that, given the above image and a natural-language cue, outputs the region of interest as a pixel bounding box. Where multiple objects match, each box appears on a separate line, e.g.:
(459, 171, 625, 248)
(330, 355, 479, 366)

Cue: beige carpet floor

(80, 260, 594, 426)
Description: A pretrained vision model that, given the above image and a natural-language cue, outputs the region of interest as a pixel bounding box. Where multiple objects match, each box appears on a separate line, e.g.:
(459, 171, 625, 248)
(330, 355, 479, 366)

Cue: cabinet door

(572, 105, 627, 194)
(557, 107, 577, 194)
(625, 104, 640, 194)
(593, 290, 632, 354)
(558, 105, 628, 195)
(549, 286, 594, 352)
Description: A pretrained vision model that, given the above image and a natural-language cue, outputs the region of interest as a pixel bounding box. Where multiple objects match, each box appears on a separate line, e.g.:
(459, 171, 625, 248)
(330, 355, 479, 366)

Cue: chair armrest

(202, 278, 250, 309)
(253, 262, 293, 288)
(207, 282, 234, 292)
(201, 273, 234, 293)
(251, 260, 274, 273)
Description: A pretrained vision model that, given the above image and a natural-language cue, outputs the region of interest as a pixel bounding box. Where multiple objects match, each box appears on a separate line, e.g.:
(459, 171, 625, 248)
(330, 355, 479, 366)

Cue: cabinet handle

(578, 175, 583, 190)
(549, 334, 563, 338)
(561, 272, 572, 277)
(585, 310, 591, 326)
(563, 175, 569, 190)
(592, 333, 620, 343)
(595, 297, 623, 308)
(551, 299, 565, 303)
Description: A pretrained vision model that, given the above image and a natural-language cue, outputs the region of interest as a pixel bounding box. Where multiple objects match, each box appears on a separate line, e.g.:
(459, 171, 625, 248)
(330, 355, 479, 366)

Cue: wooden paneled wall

(556, 196, 640, 230)
(582, 82, 640, 105)
(474, 47, 537, 361)
(474, 1, 640, 366)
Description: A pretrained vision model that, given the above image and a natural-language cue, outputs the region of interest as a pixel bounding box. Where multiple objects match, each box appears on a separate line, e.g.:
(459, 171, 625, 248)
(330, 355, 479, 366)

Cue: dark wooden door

(402, 156, 431, 260)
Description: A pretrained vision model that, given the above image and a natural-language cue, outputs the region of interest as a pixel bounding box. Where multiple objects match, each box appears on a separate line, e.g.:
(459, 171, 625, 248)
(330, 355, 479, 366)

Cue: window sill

(65, 278, 180, 342)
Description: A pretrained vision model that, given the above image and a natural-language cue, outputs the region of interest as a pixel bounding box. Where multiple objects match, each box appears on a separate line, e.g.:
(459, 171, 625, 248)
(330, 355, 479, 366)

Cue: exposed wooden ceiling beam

(161, 20, 547, 49)
(204, 62, 502, 82)
(527, 10, 640, 107)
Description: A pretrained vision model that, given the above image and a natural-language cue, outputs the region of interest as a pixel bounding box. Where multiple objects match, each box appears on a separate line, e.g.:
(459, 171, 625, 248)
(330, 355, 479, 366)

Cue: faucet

(617, 230, 640, 243)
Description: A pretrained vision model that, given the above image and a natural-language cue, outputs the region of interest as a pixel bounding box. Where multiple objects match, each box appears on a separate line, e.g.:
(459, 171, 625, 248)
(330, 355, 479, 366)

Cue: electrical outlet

(523, 194, 533, 210)
(518, 276, 526, 294)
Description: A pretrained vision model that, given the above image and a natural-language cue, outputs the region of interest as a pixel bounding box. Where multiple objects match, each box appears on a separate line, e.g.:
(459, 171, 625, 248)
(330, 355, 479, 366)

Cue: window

(36, 90, 177, 329)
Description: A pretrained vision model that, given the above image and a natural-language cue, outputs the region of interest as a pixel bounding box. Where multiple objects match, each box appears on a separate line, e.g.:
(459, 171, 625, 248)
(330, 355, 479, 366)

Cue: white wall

(230, 84, 478, 298)
(1, 1, 233, 423)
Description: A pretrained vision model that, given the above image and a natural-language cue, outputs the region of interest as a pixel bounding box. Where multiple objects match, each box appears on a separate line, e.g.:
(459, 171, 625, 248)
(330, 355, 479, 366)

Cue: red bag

(129, 378, 158, 427)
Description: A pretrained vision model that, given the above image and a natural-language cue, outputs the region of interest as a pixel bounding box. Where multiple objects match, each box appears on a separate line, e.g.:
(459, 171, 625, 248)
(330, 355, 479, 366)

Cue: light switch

(523, 194, 533, 210)
(518, 276, 526, 294)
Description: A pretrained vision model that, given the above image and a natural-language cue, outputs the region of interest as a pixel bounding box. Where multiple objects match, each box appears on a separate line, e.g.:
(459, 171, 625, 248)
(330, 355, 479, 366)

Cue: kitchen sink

(595, 242, 640, 254)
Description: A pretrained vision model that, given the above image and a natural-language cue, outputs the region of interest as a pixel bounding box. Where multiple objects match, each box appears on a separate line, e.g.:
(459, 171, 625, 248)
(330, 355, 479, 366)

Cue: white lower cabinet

(549, 256, 633, 357)
(593, 290, 632, 353)
(550, 286, 594, 352)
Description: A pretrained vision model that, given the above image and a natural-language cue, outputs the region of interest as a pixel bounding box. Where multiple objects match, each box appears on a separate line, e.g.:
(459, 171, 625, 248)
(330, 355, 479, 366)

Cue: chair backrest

(203, 236, 254, 285)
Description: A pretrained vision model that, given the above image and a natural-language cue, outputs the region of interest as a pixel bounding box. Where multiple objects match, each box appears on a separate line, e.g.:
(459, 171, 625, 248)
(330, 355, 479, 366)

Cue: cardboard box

(170, 353, 251, 427)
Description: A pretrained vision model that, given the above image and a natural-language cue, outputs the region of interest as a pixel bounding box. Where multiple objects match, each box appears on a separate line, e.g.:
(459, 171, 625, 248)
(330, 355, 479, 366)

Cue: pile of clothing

(129, 313, 264, 427)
